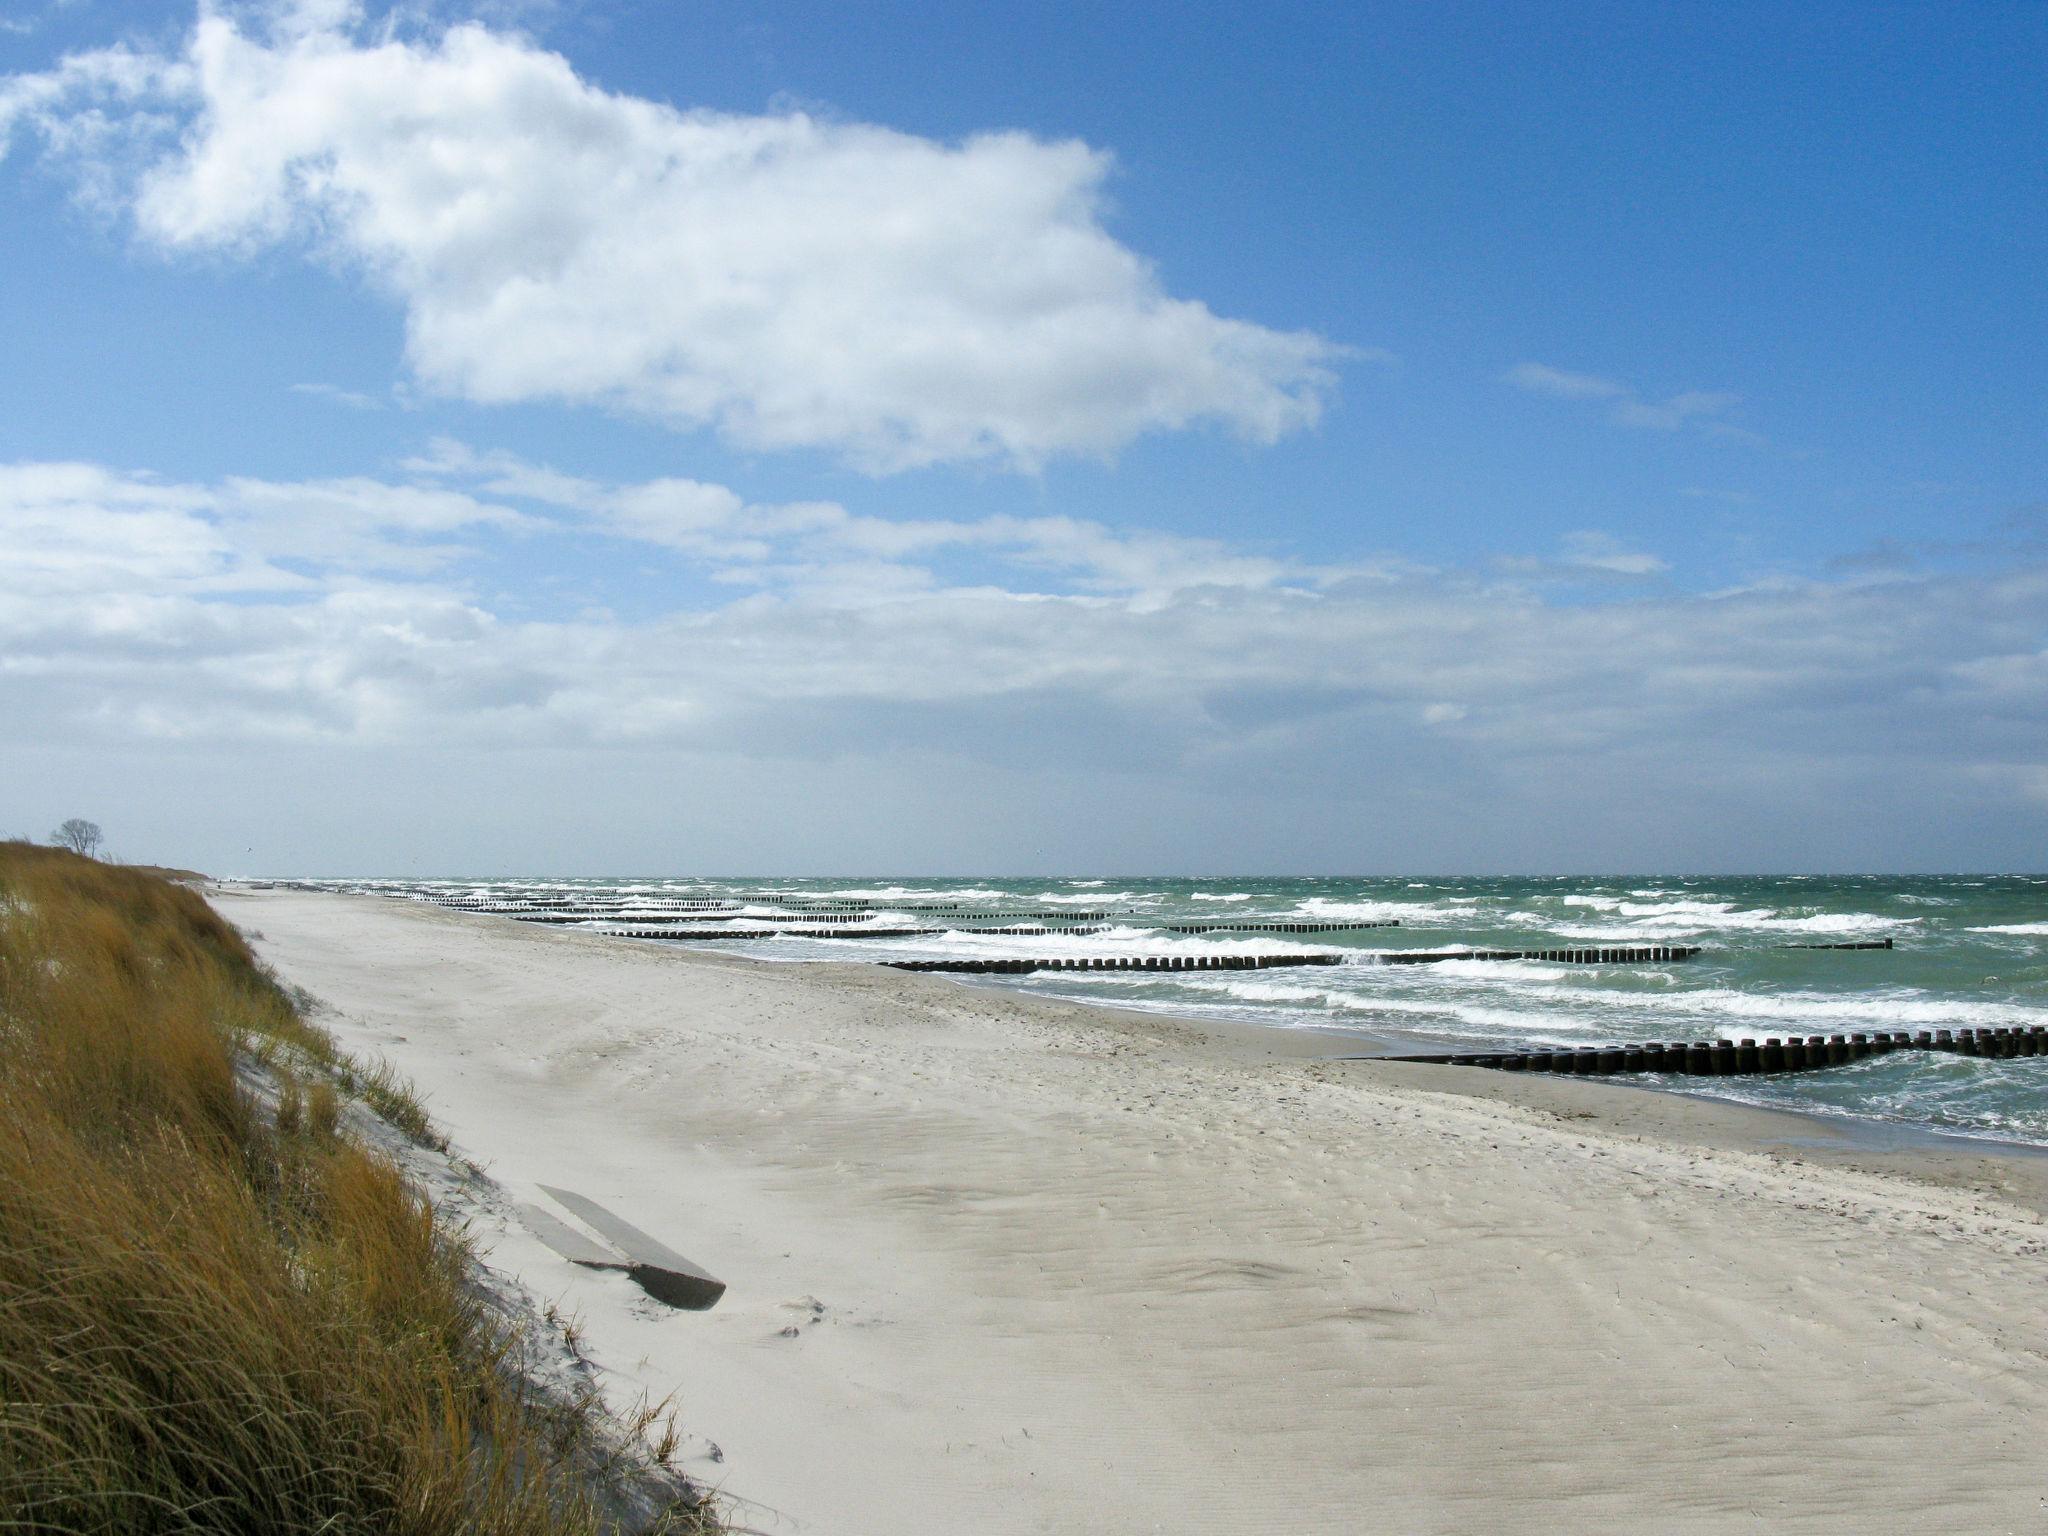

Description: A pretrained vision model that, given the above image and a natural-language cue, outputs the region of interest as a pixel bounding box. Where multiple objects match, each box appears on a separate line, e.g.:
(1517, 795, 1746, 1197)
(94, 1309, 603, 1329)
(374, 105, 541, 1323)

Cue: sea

(300, 874, 2048, 1150)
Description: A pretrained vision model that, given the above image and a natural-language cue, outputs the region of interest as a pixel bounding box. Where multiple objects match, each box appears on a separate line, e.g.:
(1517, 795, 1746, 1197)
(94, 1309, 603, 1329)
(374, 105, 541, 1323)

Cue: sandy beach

(225, 886, 2048, 1535)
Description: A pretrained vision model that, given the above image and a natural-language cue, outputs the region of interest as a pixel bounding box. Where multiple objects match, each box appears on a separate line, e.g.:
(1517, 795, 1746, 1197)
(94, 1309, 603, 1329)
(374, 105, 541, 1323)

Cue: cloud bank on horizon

(5, 447, 2045, 867)
(0, 2, 1341, 471)
(1, 1, 2043, 871)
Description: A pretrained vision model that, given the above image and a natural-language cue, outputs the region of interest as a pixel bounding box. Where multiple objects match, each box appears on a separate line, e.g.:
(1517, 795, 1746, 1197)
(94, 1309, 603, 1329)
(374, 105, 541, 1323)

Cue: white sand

(227, 887, 2048, 1535)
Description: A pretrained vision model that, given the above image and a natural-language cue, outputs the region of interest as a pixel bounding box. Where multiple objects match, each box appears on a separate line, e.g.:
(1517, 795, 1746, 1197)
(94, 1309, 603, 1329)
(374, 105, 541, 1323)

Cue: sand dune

(226, 887, 2048, 1535)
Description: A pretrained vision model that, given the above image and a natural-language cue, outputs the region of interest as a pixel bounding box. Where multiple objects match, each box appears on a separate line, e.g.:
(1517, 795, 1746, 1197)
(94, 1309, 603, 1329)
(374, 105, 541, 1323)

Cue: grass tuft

(0, 843, 716, 1534)
(354, 1053, 446, 1151)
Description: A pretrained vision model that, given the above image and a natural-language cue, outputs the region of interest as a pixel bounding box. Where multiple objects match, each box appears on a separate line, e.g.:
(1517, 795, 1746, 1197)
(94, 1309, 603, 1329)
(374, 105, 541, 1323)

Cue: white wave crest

(1290, 896, 1472, 925)
(1158, 976, 1605, 1037)
(1423, 960, 1573, 983)
(1545, 901, 1917, 937)
(1664, 989, 2048, 1034)
(932, 927, 1326, 958)
(829, 886, 1013, 901)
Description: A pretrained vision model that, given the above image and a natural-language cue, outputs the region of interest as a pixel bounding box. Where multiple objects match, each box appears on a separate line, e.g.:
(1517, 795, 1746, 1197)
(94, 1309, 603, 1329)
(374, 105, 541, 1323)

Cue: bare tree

(51, 819, 103, 859)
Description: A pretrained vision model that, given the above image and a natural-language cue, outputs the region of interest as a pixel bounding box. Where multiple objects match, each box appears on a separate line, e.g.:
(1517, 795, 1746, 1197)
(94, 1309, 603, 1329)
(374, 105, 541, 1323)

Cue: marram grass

(0, 844, 714, 1534)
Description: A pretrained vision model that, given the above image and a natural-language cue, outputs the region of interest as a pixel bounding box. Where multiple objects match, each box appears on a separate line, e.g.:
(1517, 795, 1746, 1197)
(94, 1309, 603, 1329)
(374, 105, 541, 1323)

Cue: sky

(0, 0, 2043, 875)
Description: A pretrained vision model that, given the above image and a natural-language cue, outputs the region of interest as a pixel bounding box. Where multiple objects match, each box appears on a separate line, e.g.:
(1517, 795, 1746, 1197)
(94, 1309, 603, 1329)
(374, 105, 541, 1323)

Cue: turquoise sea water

(305, 874, 2048, 1148)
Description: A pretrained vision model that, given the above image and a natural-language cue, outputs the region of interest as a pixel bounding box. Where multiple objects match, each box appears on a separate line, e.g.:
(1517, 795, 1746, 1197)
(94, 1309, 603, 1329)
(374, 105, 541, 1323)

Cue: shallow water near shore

(286, 873, 2048, 1148)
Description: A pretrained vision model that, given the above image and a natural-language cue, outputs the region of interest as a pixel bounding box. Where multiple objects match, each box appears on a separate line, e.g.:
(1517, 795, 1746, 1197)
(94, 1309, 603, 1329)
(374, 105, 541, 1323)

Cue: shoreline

(936, 969, 2048, 1203)
(224, 884, 2048, 1534)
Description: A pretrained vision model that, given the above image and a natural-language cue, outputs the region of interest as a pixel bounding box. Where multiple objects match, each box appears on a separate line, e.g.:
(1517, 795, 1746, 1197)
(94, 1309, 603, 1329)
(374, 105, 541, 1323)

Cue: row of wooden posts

(567, 922, 1133, 940)
(1377, 945, 1700, 965)
(509, 911, 747, 925)
(1162, 920, 1400, 934)
(1396, 1025, 2047, 1076)
(889, 954, 1346, 974)
(408, 896, 1895, 951)
(431, 901, 742, 916)
(487, 907, 1406, 937)
(758, 909, 1113, 922)
(505, 908, 1118, 925)
(608, 925, 944, 941)
(778, 902, 976, 914)
(885, 947, 1703, 973)
(579, 934, 1710, 961)
(426, 896, 739, 908)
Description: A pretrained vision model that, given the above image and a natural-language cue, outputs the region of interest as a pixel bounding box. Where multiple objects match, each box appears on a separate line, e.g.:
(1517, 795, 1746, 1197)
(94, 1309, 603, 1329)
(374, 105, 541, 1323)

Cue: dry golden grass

(0, 843, 716, 1534)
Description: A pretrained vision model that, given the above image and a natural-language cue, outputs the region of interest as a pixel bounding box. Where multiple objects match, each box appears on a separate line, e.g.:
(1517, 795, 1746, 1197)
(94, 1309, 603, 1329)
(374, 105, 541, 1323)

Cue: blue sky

(1, 0, 2043, 873)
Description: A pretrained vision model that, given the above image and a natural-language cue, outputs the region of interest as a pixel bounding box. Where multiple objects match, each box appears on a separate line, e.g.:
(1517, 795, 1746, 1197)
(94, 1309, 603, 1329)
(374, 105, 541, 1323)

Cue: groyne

(608, 925, 945, 941)
(1381, 1025, 2046, 1077)
(1162, 919, 1399, 934)
(887, 954, 1343, 974)
(1373, 945, 1699, 965)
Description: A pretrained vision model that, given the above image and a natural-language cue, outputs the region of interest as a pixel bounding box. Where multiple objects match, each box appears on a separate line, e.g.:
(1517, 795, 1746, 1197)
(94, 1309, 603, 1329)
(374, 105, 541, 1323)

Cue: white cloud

(0, 459, 523, 599)
(1505, 361, 1754, 441)
(3, 6, 1345, 470)
(1493, 530, 1669, 582)
(289, 380, 383, 409)
(400, 436, 1302, 599)
(1554, 530, 1669, 577)
(4, 450, 2046, 870)
(1502, 362, 1625, 402)
(1611, 390, 1743, 432)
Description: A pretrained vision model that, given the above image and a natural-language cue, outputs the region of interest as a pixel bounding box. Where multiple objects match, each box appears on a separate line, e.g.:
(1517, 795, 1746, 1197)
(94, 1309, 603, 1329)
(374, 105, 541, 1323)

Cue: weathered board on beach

(522, 1186, 727, 1311)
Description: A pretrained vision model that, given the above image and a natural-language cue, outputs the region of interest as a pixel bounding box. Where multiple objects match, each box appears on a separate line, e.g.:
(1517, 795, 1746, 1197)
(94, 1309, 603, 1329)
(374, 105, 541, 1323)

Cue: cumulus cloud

(2, 5, 1345, 470)
(5, 449, 2046, 868)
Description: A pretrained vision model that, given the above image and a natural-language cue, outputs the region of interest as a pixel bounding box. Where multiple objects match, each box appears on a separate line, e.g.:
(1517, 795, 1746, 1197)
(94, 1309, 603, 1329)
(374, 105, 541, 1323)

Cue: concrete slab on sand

(525, 1185, 728, 1311)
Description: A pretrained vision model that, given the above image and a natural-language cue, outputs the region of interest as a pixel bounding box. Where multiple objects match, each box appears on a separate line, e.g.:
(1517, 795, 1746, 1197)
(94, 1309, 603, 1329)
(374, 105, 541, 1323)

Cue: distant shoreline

(946, 969, 2048, 1169)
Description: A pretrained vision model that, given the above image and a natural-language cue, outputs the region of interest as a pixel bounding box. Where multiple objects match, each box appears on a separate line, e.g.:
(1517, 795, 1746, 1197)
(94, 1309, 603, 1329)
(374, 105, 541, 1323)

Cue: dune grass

(0, 844, 714, 1534)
